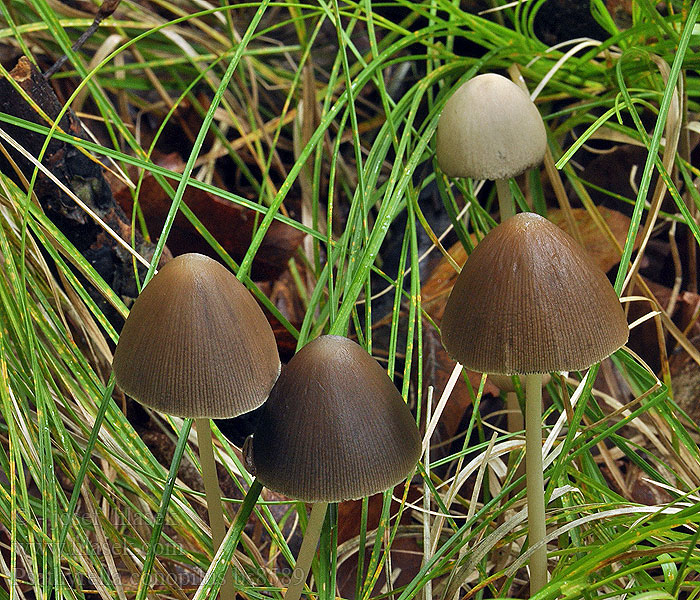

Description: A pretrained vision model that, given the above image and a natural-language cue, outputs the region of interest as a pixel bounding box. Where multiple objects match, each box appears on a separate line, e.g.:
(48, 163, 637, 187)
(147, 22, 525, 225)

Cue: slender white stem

(495, 178, 515, 221)
(506, 390, 524, 435)
(195, 418, 236, 598)
(284, 501, 329, 600)
(506, 389, 527, 496)
(525, 375, 548, 593)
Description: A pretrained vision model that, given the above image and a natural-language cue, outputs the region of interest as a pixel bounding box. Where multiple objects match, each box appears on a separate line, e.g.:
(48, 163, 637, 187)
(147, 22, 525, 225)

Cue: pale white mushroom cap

(436, 73, 547, 180)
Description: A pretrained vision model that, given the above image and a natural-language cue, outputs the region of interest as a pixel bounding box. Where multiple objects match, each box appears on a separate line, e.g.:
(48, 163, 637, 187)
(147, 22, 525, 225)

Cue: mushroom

(244, 335, 421, 600)
(440, 213, 628, 593)
(435, 72, 546, 220)
(112, 252, 280, 595)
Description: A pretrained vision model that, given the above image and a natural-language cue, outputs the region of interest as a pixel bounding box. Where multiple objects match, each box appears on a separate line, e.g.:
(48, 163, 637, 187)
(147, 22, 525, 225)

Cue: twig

(44, 0, 122, 78)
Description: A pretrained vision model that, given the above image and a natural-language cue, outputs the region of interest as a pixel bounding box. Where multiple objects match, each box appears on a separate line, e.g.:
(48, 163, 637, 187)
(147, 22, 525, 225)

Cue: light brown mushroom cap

(441, 213, 629, 374)
(435, 73, 547, 180)
(250, 335, 421, 503)
(112, 253, 280, 419)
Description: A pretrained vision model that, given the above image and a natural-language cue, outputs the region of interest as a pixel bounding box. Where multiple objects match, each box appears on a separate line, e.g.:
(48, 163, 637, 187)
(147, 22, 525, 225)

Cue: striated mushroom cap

(436, 73, 547, 180)
(112, 253, 280, 418)
(249, 335, 421, 502)
(441, 213, 629, 374)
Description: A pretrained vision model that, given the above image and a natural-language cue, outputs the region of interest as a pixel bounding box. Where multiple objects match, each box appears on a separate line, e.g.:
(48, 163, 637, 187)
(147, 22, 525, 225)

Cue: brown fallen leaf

(549, 206, 636, 274)
(114, 152, 305, 281)
(669, 334, 700, 429)
(421, 241, 464, 325)
(336, 485, 423, 598)
(574, 145, 663, 217)
(256, 270, 306, 362)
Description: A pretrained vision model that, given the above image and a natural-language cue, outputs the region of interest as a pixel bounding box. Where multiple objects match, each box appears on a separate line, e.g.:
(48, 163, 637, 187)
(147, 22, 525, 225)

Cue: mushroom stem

(495, 178, 515, 221)
(524, 374, 548, 593)
(506, 391, 524, 437)
(195, 418, 236, 598)
(284, 501, 329, 600)
(506, 390, 526, 492)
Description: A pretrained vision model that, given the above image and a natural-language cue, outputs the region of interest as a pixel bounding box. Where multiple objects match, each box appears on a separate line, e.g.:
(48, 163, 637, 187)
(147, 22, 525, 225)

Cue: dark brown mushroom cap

(441, 213, 629, 374)
(112, 253, 280, 418)
(250, 335, 421, 502)
(435, 73, 547, 180)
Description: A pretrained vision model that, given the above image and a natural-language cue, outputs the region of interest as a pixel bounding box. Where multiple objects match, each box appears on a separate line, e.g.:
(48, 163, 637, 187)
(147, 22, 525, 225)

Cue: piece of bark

(0, 56, 158, 325)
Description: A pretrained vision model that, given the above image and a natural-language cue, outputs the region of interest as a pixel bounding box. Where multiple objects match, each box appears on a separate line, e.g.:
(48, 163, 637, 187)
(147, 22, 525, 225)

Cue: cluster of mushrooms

(111, 72, 630, 598)
(111, 253, 421, 599)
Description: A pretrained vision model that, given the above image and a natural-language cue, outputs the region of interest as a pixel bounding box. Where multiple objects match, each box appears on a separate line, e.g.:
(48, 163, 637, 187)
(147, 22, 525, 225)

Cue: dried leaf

(114, 152, 305, 281)
(336, 486, 423, 597)
(549, 206, 635, 274)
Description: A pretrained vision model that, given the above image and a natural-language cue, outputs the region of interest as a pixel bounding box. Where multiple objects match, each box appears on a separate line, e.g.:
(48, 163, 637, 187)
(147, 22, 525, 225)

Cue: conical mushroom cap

(250, 335, 421, 502)
(436, 73, 547, 180)
(441, 213, 629, 374)
(112, 253, 280, 418)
